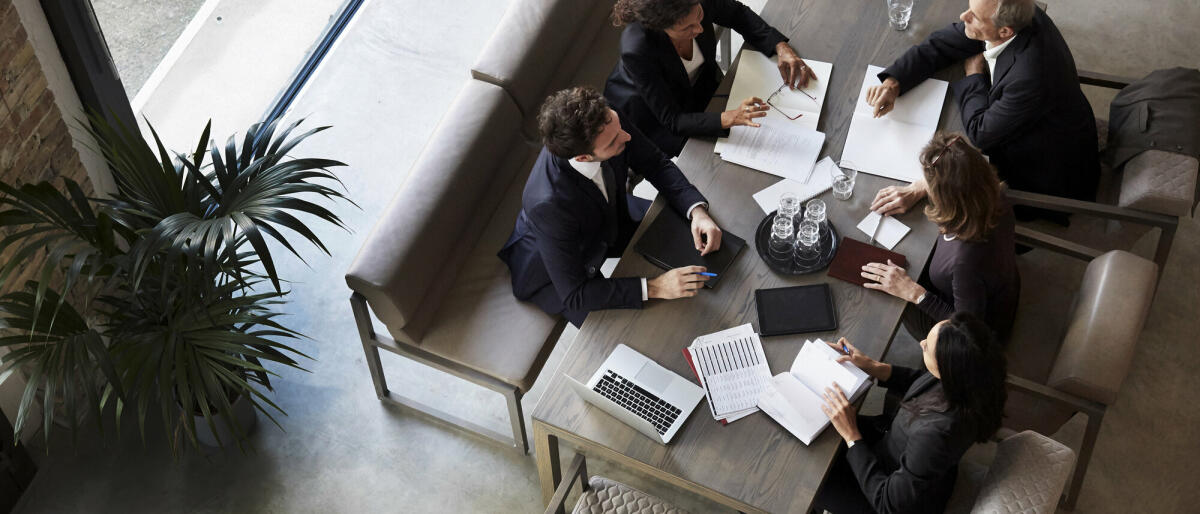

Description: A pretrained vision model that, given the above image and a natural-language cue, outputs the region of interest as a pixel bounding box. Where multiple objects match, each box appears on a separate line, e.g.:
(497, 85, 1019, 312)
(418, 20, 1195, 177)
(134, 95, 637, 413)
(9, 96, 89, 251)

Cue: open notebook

(756, 339, 871, 445)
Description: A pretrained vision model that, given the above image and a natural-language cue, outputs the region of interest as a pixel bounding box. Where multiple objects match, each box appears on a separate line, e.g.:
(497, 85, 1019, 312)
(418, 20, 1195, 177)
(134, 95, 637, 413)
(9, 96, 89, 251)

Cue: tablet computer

(754, 284, 838, 337)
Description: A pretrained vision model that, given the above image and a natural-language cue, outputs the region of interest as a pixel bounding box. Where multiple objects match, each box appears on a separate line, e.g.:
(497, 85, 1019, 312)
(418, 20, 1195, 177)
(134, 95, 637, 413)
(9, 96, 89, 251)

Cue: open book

(756, 339, 872, 445)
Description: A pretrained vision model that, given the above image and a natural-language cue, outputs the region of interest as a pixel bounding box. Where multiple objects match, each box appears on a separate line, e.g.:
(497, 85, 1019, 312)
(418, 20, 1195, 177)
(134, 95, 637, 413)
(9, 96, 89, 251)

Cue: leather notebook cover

(634, 207, 745, 289)
(827, 237, 908, 286)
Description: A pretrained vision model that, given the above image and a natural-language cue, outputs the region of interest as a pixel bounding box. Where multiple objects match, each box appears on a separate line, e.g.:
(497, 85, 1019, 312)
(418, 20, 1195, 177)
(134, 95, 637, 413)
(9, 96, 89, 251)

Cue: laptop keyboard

(594, 370, 682, 435)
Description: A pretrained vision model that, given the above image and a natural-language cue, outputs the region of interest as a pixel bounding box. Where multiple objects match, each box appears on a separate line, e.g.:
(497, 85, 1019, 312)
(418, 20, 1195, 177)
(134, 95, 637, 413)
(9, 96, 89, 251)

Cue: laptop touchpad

(635, 362, 672, 393)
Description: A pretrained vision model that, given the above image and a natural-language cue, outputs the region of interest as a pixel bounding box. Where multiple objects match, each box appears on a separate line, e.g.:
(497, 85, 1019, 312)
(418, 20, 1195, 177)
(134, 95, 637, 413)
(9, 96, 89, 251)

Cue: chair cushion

(573, 476, 689, 514)
(1049, 250, 1157, 405)
(471, 0, 622, 139)
(1118, 149, 1199, 216)
(345, 80, 525, 339)
(969, 431, 1075, 514)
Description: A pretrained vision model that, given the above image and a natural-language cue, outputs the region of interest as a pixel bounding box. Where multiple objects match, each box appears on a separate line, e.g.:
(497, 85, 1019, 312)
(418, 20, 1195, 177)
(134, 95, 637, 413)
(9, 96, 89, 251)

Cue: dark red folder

(827, 237, 908, 286)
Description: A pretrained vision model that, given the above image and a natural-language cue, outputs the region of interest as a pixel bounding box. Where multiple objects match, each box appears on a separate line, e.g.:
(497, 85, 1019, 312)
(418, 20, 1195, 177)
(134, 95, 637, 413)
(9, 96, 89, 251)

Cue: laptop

(633, 206, 746, 289)
(567, 344, 704, 444)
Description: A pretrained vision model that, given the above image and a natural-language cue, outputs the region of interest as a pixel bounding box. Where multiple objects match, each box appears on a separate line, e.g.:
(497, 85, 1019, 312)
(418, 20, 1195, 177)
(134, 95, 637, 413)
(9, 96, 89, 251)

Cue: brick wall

(1, 0, 92, 292)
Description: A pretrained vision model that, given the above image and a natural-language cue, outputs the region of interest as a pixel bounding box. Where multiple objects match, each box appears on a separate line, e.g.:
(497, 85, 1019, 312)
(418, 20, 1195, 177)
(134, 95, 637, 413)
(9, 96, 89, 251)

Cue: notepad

(827, 237, 908, 287)
(752, 157, 837, 214)
(856, 212, 911, 250)
(757, 339, 871, 445)
(716, 51, 833, 154)
(842, 65, 948, 183)
(634, 207, 746, 289)
(682, 324, 772, 421)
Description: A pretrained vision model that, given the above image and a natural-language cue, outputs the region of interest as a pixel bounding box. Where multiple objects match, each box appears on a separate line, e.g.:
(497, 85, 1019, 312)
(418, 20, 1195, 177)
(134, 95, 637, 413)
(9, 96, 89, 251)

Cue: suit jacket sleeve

(951, 68, 1045, 151)
(877, 365, 924, 397)
(619, 35, 725, 139)
(625, 122, 708, 216)
(708, 0, 788, 55)
(527, 201, 644, 313)
(845, 422, 964, 514)
(881, 22, 983, 94)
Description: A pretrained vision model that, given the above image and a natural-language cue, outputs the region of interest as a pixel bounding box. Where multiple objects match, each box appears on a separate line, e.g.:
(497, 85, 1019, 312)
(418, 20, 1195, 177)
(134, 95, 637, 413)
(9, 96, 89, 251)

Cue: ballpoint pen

(841, 341, 851, 355)
(696, 272, 718, 277)
(869, 214, 884, 246)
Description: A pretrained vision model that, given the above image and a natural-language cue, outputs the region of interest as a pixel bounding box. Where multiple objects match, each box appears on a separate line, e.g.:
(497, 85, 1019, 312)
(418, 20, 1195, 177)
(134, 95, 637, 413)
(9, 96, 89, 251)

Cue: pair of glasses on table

(765, 83, 819, 120)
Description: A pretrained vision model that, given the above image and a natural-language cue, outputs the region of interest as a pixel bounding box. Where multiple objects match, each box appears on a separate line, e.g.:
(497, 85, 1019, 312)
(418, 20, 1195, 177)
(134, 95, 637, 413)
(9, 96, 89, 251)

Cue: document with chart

(715, 50, 833, 154)
(842, 65, 948, 183)
(682, 323, 772, 423)
(756, 339, 871, 444)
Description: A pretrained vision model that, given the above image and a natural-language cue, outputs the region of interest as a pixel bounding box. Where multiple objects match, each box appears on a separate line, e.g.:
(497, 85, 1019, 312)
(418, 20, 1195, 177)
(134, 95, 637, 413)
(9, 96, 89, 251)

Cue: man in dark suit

(867, 0, 1099, 221)
(499, 86, 723, 326)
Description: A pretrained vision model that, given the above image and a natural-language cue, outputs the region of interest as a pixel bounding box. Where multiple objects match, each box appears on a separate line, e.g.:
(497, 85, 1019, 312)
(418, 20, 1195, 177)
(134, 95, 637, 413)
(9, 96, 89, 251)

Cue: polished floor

(14, 0, 1200, 512)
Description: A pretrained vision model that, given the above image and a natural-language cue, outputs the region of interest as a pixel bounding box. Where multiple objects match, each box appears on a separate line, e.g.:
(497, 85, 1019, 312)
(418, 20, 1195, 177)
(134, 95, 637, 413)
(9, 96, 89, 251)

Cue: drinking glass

(887, 0, 914, 31)
(831, 163, 857, 201)
(778, 192, 801, 226)
(769, 217, 795, 263)
(793, 221, 821, 268)
(804, 198, 830, 246)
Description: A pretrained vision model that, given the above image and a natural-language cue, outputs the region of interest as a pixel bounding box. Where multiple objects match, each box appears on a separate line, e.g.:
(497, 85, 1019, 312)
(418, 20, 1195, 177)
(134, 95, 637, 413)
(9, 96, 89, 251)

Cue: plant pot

(194, 394, 257, 447)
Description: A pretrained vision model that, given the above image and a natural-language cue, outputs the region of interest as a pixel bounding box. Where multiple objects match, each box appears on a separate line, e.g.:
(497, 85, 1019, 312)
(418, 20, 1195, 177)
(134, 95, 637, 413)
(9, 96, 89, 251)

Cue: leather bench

(345, 79, 565, 453)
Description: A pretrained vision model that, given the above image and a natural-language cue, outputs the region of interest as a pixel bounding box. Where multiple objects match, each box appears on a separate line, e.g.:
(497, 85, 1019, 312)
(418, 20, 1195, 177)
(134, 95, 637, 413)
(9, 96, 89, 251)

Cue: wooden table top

(532, 0, 967, 512)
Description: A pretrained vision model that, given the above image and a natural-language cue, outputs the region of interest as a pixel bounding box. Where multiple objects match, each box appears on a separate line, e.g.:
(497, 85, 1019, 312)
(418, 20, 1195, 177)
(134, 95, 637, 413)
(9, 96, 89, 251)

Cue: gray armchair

(544, 454, 689, 514)
(945, 430, 1077, 514)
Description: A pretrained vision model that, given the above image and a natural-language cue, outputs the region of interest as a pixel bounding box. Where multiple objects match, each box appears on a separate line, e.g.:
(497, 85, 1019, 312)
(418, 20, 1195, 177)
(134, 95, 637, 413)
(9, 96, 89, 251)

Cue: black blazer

(604, 0, 787, 156)
(497, 119, 706, 326)
(846, 366, 979, 514)
(881, 7, 1099, 201)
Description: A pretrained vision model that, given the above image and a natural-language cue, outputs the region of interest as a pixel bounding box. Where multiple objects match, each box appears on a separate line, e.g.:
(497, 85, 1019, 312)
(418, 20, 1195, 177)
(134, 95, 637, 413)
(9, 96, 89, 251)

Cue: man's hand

(870, 179, 927, 215)
(690, 206, 723, 256)
(720, 97, 769, 129)
(866, 77, 900, 118)
(964, 53, 986, 76)
(861, 259, 926, 304)
(820, 383, 862, 444)
(647, 266, 709, 299)
(776, 42, 816, 89)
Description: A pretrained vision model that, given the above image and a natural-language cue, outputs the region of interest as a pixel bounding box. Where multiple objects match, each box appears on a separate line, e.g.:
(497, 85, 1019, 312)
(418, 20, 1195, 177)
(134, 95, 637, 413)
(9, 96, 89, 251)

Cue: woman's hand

(721, 97, 769, 129)
(820, 383, 862, 444)
(861, 259, 926, 304)
(776, 42, 816, 89)
(824, 338, 892, 381)
(870, 179, 927, 215)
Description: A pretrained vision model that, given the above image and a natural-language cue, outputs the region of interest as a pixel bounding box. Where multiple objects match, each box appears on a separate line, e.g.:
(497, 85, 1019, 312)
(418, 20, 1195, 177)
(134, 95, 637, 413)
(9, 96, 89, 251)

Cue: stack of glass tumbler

(768, 193, 831, 270)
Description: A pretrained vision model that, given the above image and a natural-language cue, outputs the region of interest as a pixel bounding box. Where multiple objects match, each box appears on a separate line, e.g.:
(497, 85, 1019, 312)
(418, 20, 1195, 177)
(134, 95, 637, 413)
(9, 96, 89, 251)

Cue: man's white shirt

(983, 36, 1017, 85)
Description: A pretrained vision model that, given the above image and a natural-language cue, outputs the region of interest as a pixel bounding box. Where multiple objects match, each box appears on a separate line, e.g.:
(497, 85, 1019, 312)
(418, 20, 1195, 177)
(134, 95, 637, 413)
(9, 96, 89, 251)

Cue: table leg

(533, 421, 562, 506)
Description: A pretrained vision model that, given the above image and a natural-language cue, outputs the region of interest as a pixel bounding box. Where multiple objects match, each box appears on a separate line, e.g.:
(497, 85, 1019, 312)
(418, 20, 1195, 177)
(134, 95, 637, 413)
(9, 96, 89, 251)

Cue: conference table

(531, 0, 968, 512)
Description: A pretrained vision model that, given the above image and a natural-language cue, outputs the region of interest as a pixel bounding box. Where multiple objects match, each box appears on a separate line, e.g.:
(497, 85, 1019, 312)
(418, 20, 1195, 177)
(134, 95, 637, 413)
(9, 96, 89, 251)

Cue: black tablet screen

(755, 284, 838, 336)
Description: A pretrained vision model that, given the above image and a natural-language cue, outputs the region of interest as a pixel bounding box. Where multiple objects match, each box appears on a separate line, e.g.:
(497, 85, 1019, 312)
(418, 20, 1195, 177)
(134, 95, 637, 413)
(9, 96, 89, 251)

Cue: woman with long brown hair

(861, 132, 1020, 340)
(604, 0, 814, 156)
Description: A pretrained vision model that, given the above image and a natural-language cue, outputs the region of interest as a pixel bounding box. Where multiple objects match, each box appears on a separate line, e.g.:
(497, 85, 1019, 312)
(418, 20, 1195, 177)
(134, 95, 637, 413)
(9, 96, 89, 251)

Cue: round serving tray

(753, 210, 840, 275)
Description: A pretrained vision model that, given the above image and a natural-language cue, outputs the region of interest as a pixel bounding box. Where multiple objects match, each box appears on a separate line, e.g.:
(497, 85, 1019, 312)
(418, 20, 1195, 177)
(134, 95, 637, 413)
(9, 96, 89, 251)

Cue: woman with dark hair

(861, 131, 1020, 341)
(815, 312, 1008, 514)
(605, 0, 814, 156)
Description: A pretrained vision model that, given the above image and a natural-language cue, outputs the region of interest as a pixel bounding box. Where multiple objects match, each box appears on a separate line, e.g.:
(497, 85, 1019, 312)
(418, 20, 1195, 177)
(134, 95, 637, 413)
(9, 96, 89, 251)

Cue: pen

(841, 341, 850, 355)
(869, 214, 885, 246)
(696, 272, 718, 277)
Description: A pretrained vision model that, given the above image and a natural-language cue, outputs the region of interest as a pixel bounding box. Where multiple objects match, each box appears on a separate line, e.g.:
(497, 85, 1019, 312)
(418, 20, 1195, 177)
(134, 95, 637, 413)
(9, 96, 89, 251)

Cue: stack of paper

(856, 212, 912, 250)
(842, 65, 948, 183)
(721, 118, 825, 182)
(682, 323, 772, 423)
(716, 51, 833, 154)
(756, 339, 872, 445)
(752, 157, 838, 214)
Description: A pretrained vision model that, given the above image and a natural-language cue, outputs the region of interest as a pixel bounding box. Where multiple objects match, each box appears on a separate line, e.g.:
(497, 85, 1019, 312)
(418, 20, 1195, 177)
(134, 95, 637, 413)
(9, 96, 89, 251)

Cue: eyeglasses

(927, 135, 963, 168)
(766, 83, 818, 121)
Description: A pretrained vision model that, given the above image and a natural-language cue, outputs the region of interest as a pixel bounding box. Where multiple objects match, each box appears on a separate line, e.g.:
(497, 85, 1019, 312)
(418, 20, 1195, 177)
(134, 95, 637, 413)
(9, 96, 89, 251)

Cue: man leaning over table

(867, 0, 1099, 224)
(498, 86, 723, 327)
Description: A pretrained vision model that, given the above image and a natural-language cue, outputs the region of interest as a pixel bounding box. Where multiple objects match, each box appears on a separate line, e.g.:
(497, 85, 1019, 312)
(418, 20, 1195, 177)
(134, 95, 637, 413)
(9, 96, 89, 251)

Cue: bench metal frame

(349, 292, 566, 454)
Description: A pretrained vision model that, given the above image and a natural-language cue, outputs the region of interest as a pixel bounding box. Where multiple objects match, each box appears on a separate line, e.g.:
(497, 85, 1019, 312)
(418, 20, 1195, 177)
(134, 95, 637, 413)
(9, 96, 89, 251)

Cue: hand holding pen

(825, 337, 893, 381)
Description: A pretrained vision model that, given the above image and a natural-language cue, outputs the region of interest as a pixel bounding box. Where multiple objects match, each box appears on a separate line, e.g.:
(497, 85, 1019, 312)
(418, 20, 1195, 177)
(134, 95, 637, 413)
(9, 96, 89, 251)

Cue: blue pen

(841, 341, 851, 355)
(696, 272, 718, 277)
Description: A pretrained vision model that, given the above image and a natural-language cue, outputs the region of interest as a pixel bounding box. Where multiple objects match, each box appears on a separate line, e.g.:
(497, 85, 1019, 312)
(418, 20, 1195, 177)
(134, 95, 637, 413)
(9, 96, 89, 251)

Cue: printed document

(721, 117, 825, 182)
(716, 51, 833, 153)
(685, 323, 772, 421)
(842, 65, 948, 183)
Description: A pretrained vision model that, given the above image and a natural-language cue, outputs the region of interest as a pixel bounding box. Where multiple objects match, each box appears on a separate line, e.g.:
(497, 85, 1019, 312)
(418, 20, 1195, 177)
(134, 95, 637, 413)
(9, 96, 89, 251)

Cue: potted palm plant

(0, 115, 351, 452)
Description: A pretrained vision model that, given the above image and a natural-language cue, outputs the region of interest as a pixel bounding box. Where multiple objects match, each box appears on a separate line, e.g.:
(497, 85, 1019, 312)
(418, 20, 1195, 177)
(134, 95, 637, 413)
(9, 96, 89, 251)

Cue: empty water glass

(778, 192, 801, 225)
(769, 218, 795, 263)
(887, 0, 913, 30)
(804, 198, 830, 245)
(831, 163, 857, 201)
(793, 221, 821, 268)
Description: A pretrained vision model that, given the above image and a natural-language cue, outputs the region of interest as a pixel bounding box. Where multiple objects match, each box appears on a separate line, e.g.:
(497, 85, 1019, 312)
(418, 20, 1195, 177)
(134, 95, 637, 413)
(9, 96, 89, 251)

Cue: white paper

(720, 117, 825, 182)
(689, 324, 772, 419)
(856, 212, 911, 250)
(758, 339, 872, 444)
(842, 65, 948, 183)
(790, 340, 870, 396)
(717, 52, 833, 153)
(752, 157, 837, 214)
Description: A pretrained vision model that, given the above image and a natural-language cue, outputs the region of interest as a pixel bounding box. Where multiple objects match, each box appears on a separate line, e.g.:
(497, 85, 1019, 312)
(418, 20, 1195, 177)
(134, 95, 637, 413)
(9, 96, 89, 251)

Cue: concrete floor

(92, 0, 205, 98)
(13, 0, 1200, 512)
